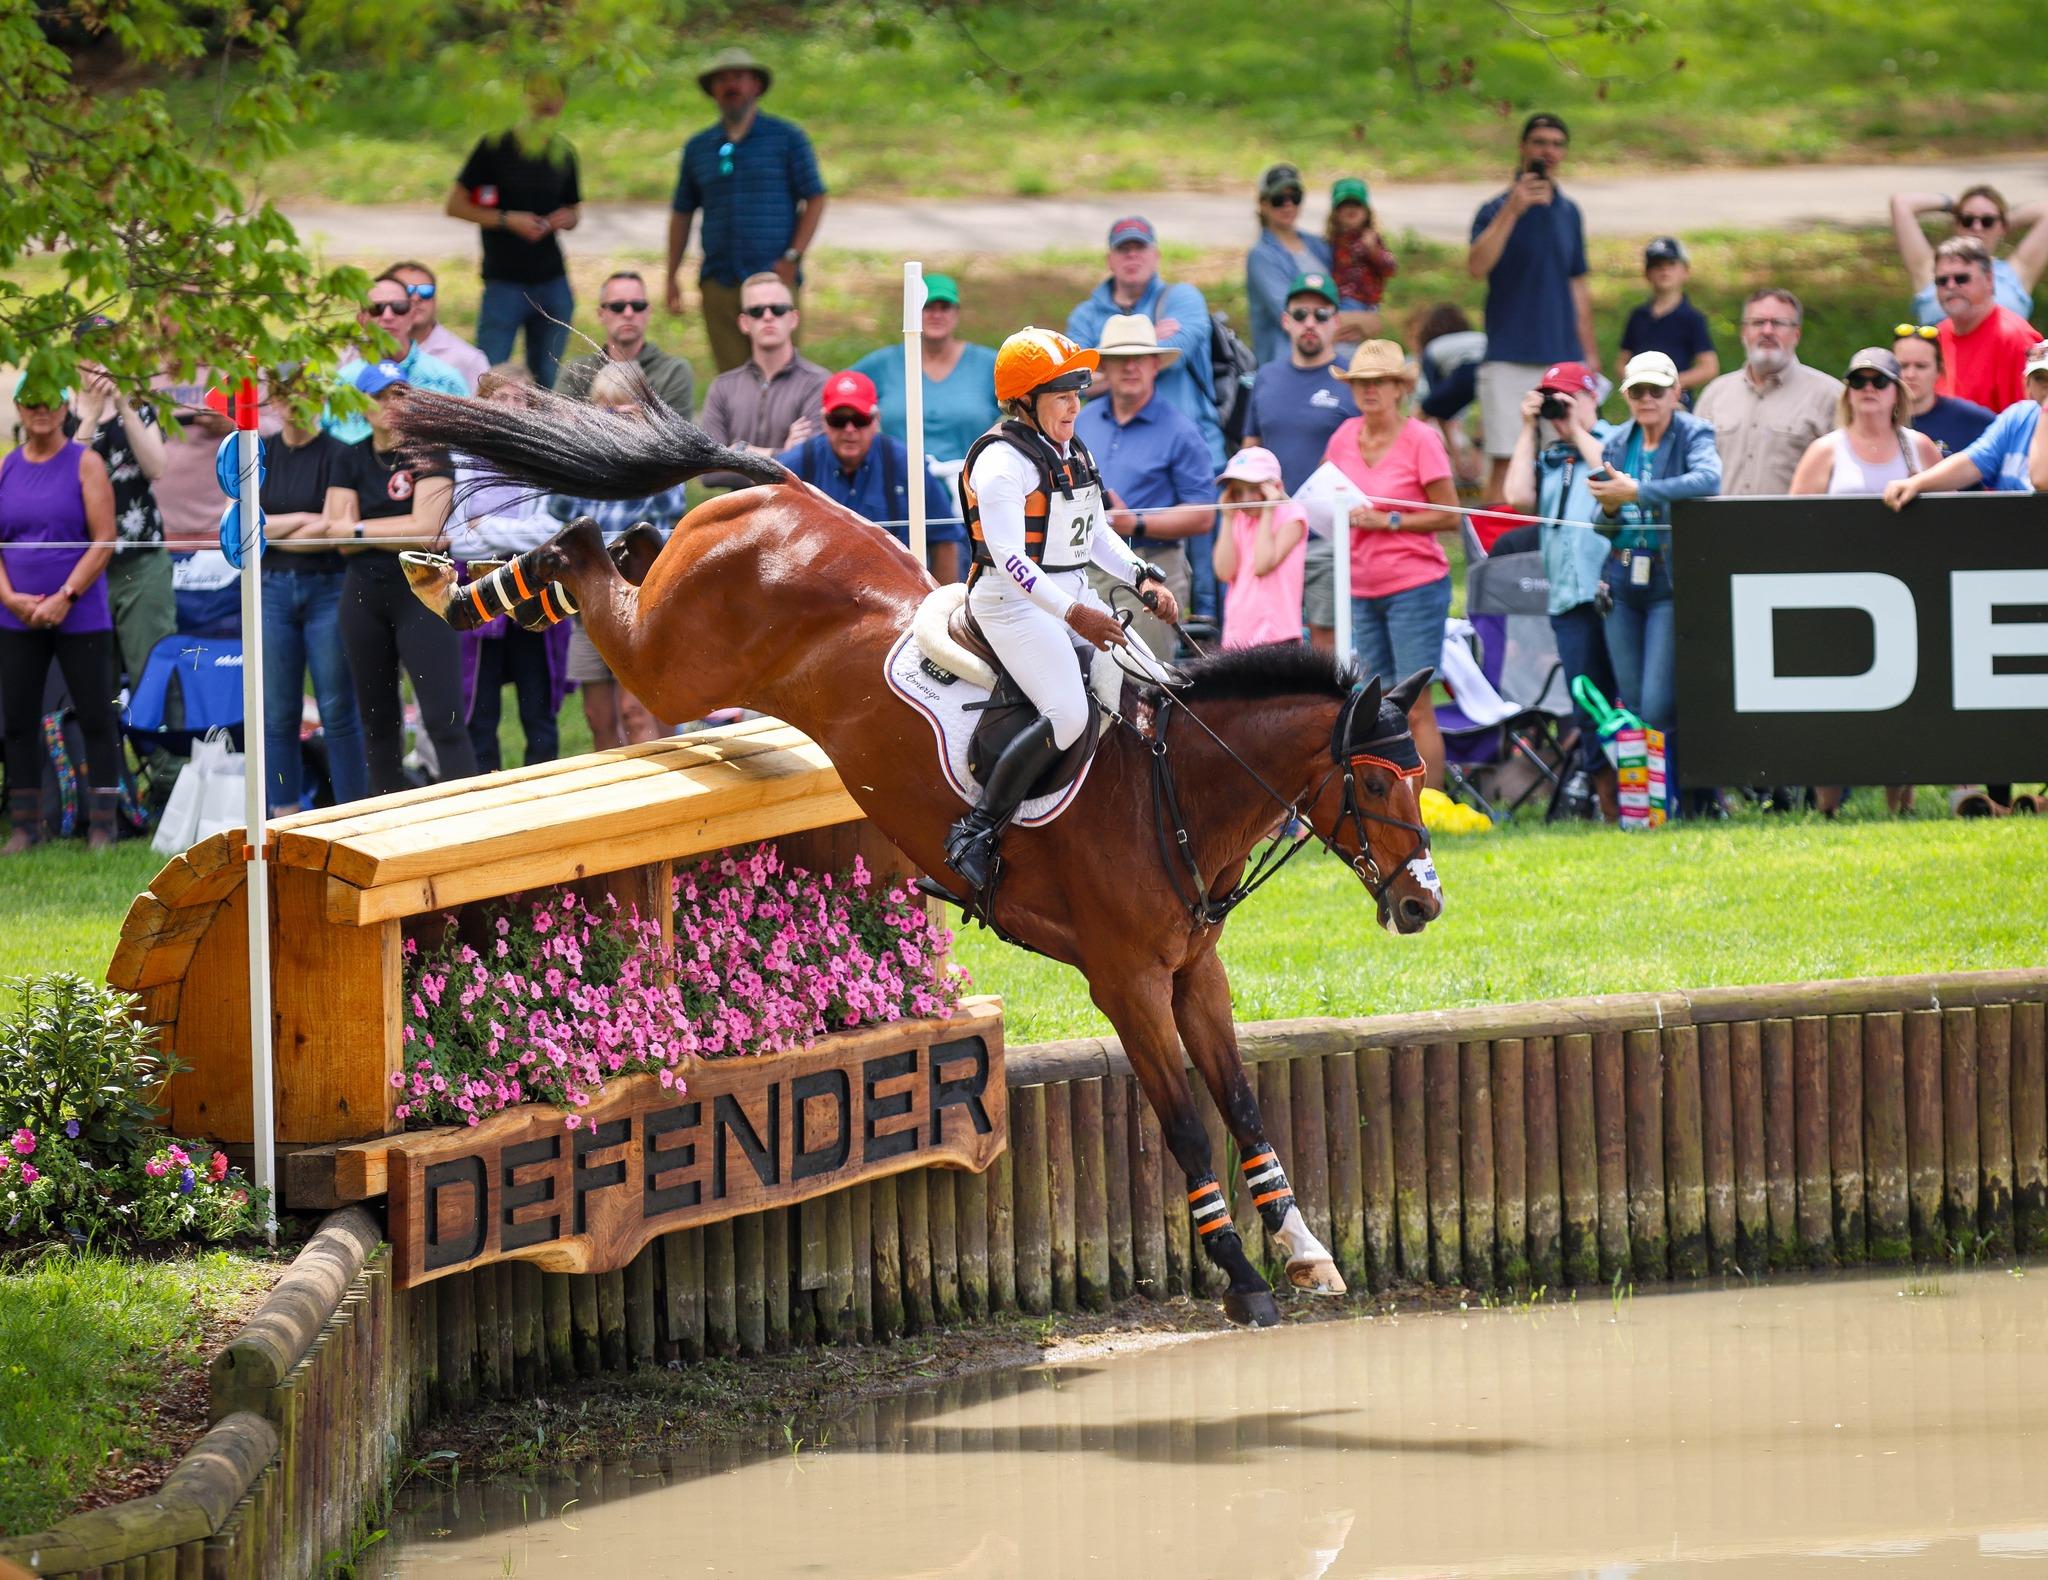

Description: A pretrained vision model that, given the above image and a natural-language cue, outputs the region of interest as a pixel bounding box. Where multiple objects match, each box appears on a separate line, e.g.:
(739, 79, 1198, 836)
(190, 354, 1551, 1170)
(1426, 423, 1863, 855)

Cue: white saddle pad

(884, 627, 1101, 828)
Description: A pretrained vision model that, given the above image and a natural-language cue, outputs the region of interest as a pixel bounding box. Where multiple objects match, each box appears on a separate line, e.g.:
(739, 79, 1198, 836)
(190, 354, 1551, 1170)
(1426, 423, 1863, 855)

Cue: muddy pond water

(382, 1267, 2048, 1577)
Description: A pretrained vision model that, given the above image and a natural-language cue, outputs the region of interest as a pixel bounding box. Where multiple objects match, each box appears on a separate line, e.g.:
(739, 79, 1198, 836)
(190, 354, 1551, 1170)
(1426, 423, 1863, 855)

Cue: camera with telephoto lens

(1538, 391, 1569, 421)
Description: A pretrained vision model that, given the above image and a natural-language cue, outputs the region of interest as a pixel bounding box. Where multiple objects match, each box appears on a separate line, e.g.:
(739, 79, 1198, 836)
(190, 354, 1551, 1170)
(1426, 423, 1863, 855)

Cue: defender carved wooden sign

(388, 1002, 1005, 1288)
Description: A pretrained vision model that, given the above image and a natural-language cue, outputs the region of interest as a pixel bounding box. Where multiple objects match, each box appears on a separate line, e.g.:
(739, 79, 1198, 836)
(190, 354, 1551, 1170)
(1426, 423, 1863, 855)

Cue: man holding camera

(1468, 113, 1599, 501)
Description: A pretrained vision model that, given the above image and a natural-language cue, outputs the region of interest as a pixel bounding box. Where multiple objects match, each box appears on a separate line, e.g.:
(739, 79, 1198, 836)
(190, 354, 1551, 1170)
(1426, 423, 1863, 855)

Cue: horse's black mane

(1170, 641, 1356, 705)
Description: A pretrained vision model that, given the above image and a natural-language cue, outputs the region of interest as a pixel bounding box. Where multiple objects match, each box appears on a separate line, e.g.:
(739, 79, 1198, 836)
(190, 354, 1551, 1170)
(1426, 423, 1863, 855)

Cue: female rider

(945, 327, 1180, 891)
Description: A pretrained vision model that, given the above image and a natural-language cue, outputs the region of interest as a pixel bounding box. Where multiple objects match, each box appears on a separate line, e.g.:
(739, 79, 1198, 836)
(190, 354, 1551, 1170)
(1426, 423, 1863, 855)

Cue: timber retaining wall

(8, 969, 2046, 1576)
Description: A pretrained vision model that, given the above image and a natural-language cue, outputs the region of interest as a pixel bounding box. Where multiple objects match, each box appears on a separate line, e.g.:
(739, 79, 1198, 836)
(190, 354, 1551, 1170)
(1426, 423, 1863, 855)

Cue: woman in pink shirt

(1212, 446, 1307, 649)
(1323, 340, 1461, 785)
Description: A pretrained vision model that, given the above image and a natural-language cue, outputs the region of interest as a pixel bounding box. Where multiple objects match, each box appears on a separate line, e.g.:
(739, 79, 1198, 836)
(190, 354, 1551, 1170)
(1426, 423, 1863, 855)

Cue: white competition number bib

(1039, 482, 1104, 571)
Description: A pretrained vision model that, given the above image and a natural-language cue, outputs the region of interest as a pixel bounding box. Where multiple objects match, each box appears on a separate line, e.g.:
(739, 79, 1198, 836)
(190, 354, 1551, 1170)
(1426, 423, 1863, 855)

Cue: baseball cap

(1331, 177, 1370, 208)
(1643, 236, 1690, 267)
(1620, 351, 1679, 389)
(820, 370, 879, 417)
(1218, 446, 1283, 487)
(1288, 271, 1339, 307)
(1845, 347, 1903, 381)
(1106, 215, 1157, 249)
(1538, 360, 1598, 395)
(923, 273, 960, 307)
(2025, 340, 2048, 379)
(1258, 163, 1305, 202)
(355, 360, 411, 397)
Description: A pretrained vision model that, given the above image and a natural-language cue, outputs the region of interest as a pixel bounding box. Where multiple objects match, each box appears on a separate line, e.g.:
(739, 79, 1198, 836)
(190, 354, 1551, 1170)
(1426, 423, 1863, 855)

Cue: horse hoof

(1224, 1289, 1282, 1328)
(1287, 1258, 1348, 1296)
(399, 551, 455, 614)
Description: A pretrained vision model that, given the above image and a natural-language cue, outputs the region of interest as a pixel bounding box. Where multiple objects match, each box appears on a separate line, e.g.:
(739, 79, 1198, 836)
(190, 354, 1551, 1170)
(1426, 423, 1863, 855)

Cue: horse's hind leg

(609, 521, 665, 586)
(1093, 968, 1280, 1327)
(1174, 951, 1346, 1297)
(402, 517, 619, 632)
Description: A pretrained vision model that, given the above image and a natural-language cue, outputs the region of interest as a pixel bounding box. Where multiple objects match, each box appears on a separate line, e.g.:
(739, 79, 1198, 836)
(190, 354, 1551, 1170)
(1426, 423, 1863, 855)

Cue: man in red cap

(1501, 358, 1620, 820)
(775, 370, 966, 581)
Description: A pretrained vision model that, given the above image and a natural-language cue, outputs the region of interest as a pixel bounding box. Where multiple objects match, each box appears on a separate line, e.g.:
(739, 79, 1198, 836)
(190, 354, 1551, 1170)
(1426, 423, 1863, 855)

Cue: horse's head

(1306, 669, 1443, 936)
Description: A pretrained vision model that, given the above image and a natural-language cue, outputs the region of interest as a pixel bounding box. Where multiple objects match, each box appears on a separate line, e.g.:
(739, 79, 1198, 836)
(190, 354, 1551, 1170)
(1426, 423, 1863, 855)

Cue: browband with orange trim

(1350, 752, 1425, 781)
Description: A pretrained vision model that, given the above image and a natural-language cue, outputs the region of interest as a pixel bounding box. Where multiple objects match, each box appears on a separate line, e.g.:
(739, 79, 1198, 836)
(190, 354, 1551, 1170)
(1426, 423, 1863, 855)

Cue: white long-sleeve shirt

(444, 468, 557, 558)
(968, 438, 1148, 618)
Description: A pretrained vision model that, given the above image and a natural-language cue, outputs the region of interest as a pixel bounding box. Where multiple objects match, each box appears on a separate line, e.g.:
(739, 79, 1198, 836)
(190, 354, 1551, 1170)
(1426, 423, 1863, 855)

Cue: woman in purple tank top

(1, 381, 121, 852)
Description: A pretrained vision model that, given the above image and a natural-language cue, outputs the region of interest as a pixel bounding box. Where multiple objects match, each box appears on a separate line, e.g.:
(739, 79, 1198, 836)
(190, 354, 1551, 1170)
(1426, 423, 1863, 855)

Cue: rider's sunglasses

(742, 303, 795, 319)
(825, 409, 874, 430)
(1287, 306, 1337, 324)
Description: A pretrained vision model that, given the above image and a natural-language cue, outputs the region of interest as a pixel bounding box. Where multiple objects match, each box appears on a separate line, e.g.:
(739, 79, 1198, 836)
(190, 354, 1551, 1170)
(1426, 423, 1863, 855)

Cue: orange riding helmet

(993, 327, 1098, 405)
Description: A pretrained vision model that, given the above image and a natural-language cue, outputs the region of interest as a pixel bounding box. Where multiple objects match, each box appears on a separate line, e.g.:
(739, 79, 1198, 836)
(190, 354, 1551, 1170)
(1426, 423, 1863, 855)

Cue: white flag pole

(233, 382, 276, 1244)
(1332, 511, 1353, 673)
(903, 262, 928, 572)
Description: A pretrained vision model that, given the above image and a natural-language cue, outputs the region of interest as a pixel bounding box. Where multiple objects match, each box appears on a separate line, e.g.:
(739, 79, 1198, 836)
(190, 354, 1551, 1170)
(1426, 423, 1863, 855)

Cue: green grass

(175, 1, 2048, 204)
(955, 809, 2048, 1043)
(0, 1247, 275, 1536)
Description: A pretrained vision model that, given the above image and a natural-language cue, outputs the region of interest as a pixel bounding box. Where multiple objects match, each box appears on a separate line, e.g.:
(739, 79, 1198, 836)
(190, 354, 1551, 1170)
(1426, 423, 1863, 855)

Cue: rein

(1129, 680, 1432, 929)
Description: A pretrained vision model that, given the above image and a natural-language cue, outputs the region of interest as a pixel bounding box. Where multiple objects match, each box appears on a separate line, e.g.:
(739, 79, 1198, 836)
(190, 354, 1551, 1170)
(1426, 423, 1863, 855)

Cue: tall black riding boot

(944, 715, 1065, 892)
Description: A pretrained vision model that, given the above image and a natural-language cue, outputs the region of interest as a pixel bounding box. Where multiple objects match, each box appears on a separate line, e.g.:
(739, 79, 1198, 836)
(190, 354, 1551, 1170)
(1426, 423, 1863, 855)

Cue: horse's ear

(1334, 676, 1382, 760)
(1387, 667, 1434, 713)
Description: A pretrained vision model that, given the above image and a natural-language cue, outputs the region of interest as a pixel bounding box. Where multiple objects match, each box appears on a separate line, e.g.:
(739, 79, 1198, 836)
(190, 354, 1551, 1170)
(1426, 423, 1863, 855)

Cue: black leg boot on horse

(944, 715, 1065, 894)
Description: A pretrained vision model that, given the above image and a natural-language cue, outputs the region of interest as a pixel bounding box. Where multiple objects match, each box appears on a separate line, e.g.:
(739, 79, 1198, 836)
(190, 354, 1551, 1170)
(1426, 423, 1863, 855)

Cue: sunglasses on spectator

(1956, 212, 2004, 230)
(1624, 384, 1672, 400)
(600, 299, 650, 314)
(825, 409, 874, 429)
(1934, 272, 1980, 288)
(1741, 316, 1797, 331)
(1267, 190, 1304, 207)
(365, 300, 411, 317)
(1287, 305, 1337, 323)
(404, 282, 437, 301)
(1893, 323, 1939, 341)
(1846, 372, 1895, 391)
(742, 303, 795, 319)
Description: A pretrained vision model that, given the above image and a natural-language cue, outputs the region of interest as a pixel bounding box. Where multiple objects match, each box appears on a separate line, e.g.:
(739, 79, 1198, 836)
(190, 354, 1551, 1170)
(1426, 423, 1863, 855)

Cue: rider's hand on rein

(1065, 601, 1130, 651)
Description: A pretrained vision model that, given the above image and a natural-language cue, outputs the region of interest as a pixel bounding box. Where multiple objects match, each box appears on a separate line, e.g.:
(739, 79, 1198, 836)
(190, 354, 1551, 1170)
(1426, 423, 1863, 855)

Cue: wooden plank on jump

(1132, 1090, 1167, 1297)
(1555, 1033, 1597, 1286)
(1699, 1022, 1736, 1274)
(870, 1172, 904, 1337)
(898, 1169, 935, 1332)
(1662, 1026, 1705, 1280)
(1828, 1015, 1867, 1265)
(849, 1180, 874, 1340)
(1861, 1013, 1910, 1264)
(1977, 1004, 2015, 1257)
(985, 1144, 1014, 1316)
(1761, 1018, 1799, 1269)
(1492, 1039, 1528, 1290)
(1424, 1041, 1462, 1287)
(1591, 1030, 1630, 1283)
(1324, 1052, 1367, 1294)
(1359, 1046, 1398, 1291)
(2014, 1003, 2048, 1253)
(1942, 1008, 1981, 1251)
(1291, 1055, 1332, 1260)
(1072, 1078, 1110, 1312)
(930, 1165, 961, 1325)
(1625, 1028, 1667, 1282)
(1102, 1075, 1134, 1300)
(1523, 1036, 1562, 1290)
(1791, 1016, 1834, 1268)
(1903, 1009, 1946, 1259)
(1459, 1041, 1495, 1294)
(1389, 1044, 1429, 1283)
(1728, 1019, 1767, 1272)
(1010, 1086, 1050, 1315)
(1042, 1089, 1075, 1314)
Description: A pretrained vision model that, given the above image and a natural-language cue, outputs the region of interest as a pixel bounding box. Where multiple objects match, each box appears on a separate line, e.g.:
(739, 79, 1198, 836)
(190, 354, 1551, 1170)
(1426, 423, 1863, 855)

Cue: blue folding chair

(123, 634, 245, 760)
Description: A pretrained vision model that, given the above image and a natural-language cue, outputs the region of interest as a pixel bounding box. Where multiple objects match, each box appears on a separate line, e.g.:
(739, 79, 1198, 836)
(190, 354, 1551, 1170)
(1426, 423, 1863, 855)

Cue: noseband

(1140, 681, 1433, 927)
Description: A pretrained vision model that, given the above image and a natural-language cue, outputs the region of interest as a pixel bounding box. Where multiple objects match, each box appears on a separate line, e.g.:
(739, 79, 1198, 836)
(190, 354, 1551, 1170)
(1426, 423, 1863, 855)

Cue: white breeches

(969, 570, 1103, 749)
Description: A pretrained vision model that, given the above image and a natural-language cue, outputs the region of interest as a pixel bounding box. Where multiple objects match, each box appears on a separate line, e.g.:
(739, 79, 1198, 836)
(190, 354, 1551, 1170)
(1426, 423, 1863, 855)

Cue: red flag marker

(203, 386, 232, 418)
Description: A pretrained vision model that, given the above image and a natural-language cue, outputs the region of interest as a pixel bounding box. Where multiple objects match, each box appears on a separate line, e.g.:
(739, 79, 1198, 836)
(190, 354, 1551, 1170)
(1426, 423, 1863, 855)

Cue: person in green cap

(849, 274, 1000, 465)
(1325, 176, 1399, 344)
(666, 46, 828, 375)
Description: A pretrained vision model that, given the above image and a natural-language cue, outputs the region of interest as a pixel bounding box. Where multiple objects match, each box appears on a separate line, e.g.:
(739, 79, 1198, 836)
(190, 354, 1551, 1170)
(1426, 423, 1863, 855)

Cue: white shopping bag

(152, 732, 246, 854)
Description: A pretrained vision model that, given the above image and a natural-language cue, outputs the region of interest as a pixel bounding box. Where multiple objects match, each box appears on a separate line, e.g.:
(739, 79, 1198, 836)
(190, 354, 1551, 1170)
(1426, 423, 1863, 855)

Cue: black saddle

(949, 599, 1103, 799)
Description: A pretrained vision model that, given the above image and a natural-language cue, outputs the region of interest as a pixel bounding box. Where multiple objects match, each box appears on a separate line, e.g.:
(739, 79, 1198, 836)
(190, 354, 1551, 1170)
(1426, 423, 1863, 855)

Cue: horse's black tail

(389, 361, 789, 501)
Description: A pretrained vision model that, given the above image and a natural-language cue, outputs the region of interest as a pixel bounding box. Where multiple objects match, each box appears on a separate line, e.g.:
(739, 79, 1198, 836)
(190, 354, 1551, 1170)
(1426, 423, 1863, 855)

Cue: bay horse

(391, 387, 1443, 1327)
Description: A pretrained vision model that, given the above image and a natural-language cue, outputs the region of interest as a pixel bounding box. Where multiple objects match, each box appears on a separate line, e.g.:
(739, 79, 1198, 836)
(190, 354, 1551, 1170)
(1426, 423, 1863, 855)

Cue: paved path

(284, 151, 2048, 261)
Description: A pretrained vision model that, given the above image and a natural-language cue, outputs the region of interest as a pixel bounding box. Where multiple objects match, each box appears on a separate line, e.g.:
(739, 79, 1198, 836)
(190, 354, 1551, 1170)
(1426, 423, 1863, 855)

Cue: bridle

(1133, 679, 1433, 928)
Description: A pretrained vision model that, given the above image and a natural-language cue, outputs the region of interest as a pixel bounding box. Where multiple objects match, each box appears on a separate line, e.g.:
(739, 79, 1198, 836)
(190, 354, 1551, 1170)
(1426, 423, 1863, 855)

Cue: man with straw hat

(1074, 314, 1219, 660)
(667, 46, 828, 373)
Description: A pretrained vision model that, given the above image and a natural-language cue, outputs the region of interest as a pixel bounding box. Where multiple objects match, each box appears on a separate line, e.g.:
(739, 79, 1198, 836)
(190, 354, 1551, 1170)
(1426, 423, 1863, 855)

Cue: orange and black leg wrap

(465, 552, 578, 631)
(1241, 1144, 1296, 1234)
(1187, 1174, 1234, 1249)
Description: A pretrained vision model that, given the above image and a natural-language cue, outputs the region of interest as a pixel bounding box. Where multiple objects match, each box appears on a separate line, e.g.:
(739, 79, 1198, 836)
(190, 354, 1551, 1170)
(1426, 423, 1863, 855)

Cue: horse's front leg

(1174, 948, 1346, 1297)
(1090, 964, 1281, 1328)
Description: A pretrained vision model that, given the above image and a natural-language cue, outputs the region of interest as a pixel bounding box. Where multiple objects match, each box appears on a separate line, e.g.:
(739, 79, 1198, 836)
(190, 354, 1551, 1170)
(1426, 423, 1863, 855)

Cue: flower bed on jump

(393, 845, 967, 1130)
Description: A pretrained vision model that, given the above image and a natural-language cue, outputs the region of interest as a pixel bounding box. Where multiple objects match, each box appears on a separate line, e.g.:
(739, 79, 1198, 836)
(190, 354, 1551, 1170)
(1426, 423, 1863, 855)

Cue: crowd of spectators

(5, 59, 2046, 850)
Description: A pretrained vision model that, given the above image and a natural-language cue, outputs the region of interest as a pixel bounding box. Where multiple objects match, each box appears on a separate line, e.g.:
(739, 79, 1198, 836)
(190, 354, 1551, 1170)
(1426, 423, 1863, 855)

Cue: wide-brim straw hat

(697, 47, 772, 96)
(1094, 313, 1182, 366)
(1331, 339, 1415, 385)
